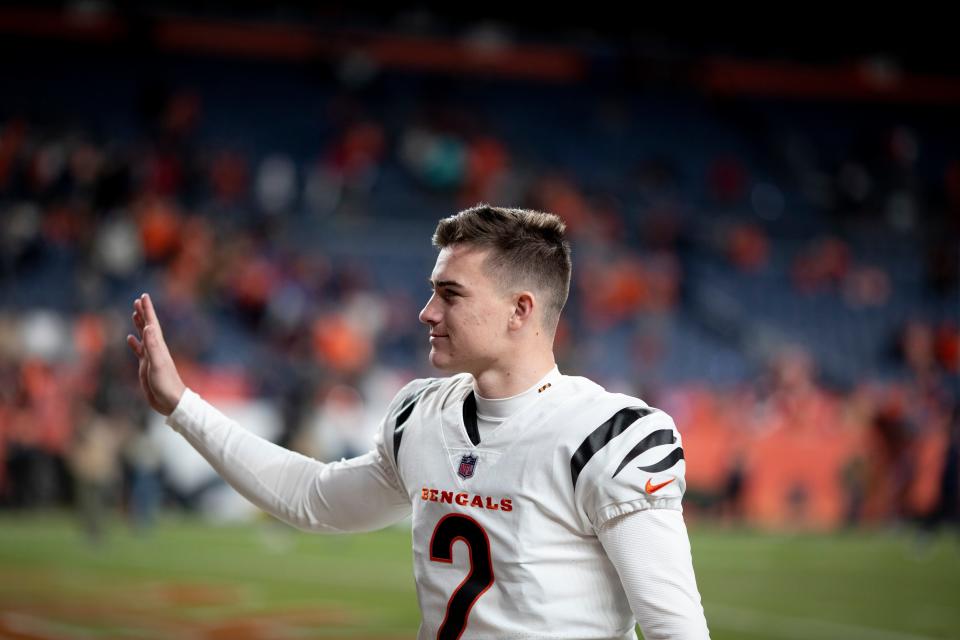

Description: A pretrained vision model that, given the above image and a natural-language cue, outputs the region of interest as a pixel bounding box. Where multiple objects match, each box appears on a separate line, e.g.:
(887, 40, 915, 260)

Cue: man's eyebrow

(427, 278, 465, 290)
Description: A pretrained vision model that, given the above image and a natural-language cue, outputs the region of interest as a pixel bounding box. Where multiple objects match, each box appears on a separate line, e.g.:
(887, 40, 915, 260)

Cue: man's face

(418, 244, 514, 374)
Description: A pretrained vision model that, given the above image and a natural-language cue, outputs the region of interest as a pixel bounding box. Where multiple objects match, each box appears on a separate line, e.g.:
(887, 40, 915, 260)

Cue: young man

(127, 205, 710, 639)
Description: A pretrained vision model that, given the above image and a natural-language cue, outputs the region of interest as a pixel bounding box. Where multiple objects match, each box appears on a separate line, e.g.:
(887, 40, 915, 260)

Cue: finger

(134, 299, 147, 333)
(142, 324, 156, 355)
(141, 293, 161, 329)
(126, 334, 144, 358)
(143, 324, 168, 362)
(132, 310, 143, 338)
(133, 309, 146, 335)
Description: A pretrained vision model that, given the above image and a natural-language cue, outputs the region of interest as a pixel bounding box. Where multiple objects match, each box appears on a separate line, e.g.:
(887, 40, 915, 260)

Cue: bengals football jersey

(375, 370, 688, 640)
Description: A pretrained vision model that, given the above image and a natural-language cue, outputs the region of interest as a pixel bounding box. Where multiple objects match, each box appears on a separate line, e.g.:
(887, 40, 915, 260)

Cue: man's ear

(509, 291, 536, 329)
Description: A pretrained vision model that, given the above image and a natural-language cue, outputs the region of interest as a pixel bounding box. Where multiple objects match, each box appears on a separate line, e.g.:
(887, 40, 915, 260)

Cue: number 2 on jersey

(429, 514, 495, 640)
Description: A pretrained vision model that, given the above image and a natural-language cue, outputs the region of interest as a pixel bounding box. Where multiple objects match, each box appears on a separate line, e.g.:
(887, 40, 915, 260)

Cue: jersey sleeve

(167, 388, 411, 533)
(572, 406, 687, 530)
(374, 376, 440, 492)
(598, 510, 711, 639)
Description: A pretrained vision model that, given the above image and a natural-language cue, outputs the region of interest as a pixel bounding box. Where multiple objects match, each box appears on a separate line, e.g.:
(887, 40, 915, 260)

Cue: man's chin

(428, 351, 463, 373)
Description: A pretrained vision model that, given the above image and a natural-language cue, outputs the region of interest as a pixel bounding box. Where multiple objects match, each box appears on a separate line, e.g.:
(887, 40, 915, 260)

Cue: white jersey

(166, 370, 705, 640)
(376, 371, 688, 640)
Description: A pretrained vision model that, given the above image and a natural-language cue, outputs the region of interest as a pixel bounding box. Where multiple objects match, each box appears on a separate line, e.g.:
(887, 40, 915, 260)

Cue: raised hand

(126, 293, 186, 416)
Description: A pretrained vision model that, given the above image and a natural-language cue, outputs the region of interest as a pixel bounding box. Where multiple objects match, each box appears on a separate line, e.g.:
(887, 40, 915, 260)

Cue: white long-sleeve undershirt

(166, 387, 710, 638)
(599, 510, 710, 639)
(166, 389, 410, 533)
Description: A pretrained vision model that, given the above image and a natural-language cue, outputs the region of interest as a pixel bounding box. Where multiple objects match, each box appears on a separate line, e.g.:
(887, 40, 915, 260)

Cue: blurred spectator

(719, 454, 747, 523)
(67, 409, 127, 543)
(726, 223, 769, 272)
(123, 419, 164, 534)
(900, 321, 938, 377)
(934, 323, 959, 374)
(924, 403, 959, 532)
(256, 153, 298, 215)
(864, 387, 918, 523)
(209, 150, 250, 205)
(925, 239, 959, 297)
(400, 124, 467, 190)
(530, 174, 591, 235)
(461, 135, 510, 206)
(312, 313, 373, 376)
(840, 454, 868, 528)
(334, 120, 386, 189)
(136, 196, 183, 263)
(708, 154, 748, 204)
(842, 265, 891, 308)
(791, 236, 851, 294)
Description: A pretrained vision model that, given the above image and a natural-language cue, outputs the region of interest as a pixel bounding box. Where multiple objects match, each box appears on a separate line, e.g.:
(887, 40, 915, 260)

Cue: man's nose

(419, 294, 439, 325)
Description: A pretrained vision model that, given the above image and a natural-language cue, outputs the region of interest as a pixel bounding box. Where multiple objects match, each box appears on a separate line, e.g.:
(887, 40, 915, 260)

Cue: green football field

(1, 513, 958, 639)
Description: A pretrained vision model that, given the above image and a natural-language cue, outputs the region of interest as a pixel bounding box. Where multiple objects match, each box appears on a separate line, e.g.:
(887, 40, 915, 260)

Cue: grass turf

(0, 513, 958, 639)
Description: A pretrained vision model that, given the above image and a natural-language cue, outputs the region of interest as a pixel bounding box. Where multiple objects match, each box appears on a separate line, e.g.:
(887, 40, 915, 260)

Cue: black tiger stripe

(463, 391, 481, 446)
(611, 429, 676, 478)
(637, 447, 685, 473)
(570, 407, 657, 490)
(393, 381, 435, 463)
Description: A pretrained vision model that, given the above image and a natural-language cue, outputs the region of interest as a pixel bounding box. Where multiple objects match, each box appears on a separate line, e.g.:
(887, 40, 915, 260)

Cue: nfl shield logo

(457, 454, 478, 479)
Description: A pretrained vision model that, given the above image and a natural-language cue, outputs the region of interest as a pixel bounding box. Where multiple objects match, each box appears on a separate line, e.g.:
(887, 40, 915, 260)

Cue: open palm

(126, 293, 186, 416)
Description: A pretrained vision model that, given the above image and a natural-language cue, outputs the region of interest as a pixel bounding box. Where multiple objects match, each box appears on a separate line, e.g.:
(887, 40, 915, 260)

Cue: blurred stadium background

(0, 3, 957, 639)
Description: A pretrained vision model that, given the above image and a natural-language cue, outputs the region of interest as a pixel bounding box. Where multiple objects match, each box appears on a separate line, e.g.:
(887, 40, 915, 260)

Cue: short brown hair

(433, 204, 572, 333)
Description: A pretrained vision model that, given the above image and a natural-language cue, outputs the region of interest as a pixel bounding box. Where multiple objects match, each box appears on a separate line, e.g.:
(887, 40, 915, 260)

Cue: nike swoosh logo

(645, 478, 675, 494)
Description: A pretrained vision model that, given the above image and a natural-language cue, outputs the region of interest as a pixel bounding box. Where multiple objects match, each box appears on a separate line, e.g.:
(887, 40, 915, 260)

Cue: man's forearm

(166, 389, 411, 532)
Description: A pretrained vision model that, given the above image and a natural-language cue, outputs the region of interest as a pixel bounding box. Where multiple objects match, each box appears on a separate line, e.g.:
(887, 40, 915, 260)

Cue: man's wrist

(163, 384, 189, 417)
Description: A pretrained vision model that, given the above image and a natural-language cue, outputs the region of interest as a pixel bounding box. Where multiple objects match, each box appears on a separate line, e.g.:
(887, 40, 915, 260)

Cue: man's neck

(471, 356, 557, 399)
